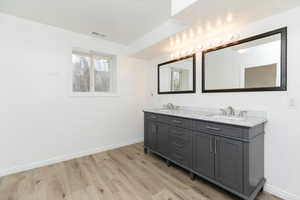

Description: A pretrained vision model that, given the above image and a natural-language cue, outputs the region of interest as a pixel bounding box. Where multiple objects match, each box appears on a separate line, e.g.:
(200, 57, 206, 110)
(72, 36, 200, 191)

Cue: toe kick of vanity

(144, 111, 265, 200)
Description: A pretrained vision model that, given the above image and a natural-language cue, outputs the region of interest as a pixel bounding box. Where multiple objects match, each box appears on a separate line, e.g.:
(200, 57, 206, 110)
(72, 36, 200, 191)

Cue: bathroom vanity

(143, 109, 266, 200)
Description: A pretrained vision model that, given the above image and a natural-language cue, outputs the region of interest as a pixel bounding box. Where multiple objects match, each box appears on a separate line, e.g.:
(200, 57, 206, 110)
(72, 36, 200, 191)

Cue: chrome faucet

(238, 110, 248, 118)
(220, 108, 227, 115)
(227, 106, 235, 116)
(220, 106, 248, 118)
(166, 103, 175, 110)
(220, 106, 235, 116)
(165, 103, 180, 110)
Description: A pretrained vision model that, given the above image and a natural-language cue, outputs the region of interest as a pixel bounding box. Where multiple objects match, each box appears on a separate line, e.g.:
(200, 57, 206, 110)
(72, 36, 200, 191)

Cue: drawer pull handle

(214, 139, 217, 154)
(206, 126, 221, 131)
(172, 120, 182, 124)
(210, 138, 212, 153)
(150, 115, 157, 119)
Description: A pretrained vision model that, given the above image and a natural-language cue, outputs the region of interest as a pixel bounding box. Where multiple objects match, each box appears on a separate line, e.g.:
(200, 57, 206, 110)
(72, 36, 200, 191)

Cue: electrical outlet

(288, 98, 297, 109)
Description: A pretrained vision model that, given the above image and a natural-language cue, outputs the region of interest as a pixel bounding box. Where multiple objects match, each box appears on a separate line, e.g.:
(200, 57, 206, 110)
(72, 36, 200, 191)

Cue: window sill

(69, 92, 119, 97)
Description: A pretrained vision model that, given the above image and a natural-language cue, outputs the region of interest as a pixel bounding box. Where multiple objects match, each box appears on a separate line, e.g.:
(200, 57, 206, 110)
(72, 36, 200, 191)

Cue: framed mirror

(158, 54, 196, 94)
(202, 27, 287, 93)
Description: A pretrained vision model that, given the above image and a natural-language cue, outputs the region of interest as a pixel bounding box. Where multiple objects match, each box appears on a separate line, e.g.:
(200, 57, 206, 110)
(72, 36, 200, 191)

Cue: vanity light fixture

(168, 13, 239, 59)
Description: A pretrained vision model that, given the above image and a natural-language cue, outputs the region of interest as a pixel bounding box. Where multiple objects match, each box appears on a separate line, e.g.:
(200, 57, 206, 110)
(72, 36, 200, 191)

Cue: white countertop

(143, 108, 267, 127)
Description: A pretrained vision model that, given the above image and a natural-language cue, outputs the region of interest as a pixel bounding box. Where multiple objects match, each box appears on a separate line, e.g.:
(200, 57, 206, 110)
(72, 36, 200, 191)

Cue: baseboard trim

(0, 137, 143, 177)
(264, 183, 300, 200)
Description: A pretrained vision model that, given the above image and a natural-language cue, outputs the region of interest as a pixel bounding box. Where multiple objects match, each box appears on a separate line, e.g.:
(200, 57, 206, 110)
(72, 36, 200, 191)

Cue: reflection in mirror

(158, 55, 195, 94)
(203, 27, 287, 92)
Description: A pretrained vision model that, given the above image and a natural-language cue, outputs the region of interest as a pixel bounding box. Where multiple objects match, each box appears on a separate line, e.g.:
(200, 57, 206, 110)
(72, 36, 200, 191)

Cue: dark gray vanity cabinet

(145, 120, 157, 150)
(144, 114, 169, 157)
(215, 136, 244, 193)
(193, 131, 214, 179)
(144, 112, 266, 200)
(193, 133, 244, 193)
(169, 127, 192, 168)
(156, 122, 169, 156)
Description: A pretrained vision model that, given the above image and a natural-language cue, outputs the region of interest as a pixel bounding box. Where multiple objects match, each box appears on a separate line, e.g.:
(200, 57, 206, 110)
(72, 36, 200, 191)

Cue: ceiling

(0, 0, 171, 45)
(1, 0, 300, 59)
(132, 0, 300, 59)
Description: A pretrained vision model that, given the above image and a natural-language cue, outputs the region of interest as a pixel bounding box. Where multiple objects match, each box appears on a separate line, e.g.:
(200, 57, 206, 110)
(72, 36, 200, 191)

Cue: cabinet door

(215, 136, 244, 193)
(169, 127, 192, 168)
(145, 120, 157, 150)
(156, 122, 169, 156)
(193, 132, 214, 179)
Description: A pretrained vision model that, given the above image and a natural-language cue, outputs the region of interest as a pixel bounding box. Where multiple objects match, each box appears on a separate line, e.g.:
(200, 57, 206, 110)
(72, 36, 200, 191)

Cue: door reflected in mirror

(158, 55, 195, 94)
(203, 27, 287, 92)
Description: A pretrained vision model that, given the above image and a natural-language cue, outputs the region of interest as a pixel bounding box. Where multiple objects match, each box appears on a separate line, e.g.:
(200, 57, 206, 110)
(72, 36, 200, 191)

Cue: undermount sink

(157, 109, 175, 113)
(157, 109, 247, 121)
(208, 114, 246, 121)
(157, 109, 208, 116)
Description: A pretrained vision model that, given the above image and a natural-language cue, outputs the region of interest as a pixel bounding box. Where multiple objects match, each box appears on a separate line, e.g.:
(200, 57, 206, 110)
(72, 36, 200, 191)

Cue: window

(72, 51, 117, 95)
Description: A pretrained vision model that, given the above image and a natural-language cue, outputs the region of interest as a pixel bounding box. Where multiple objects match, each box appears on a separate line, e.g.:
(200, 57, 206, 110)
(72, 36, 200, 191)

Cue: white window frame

(70, 50, 118, 97)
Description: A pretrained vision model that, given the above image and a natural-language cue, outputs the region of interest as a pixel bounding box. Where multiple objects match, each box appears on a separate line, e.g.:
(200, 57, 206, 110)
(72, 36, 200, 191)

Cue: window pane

(94, 58, 112, 92)
(72, 54, 91, 92)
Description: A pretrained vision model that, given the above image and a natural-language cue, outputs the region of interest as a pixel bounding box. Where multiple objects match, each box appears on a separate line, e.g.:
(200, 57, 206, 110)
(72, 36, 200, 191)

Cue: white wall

(0, 13, 148, 176)
(145, 7, 300, 200)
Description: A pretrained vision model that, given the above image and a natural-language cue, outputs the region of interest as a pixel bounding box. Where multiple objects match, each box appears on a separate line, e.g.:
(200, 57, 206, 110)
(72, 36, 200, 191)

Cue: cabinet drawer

(194, 120, 246, 139)
(167, 116, 193, 129)
(169, 127, 190, 140)
(144, 113, 169, 123)
(169, 127, 192, 168)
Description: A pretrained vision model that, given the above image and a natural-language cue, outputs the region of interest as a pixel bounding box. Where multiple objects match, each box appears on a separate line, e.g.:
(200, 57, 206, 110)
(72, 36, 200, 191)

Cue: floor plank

(0, 143, 282, 200)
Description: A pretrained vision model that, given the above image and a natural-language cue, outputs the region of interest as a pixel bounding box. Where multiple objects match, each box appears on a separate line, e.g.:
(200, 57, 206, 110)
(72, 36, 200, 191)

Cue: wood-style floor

(0, 143, 281, 200)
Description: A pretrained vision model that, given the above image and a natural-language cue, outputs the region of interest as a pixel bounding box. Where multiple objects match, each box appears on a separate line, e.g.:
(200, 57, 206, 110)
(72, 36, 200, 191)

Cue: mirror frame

(202, 27, 287, 93)
(158, 54, 196, 94)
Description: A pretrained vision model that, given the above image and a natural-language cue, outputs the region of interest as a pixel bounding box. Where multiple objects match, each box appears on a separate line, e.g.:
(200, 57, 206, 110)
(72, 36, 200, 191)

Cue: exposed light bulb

(181, 50, 186, 56)
(182, 32, 187, 41)
(170, 38, 174, 47)
(206, 23, 211, 31)
(197, 27, 202, 35)
(227, 13, 233, 23)
(234, 33, 240, 39)
(176, 35, 181, 45)
(194, 45, 202, 52)
(175, 52, 180, 58)
(189, 29, 195, 39)
(189, 48, 194, 54)
(216, 19, 222, 26)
